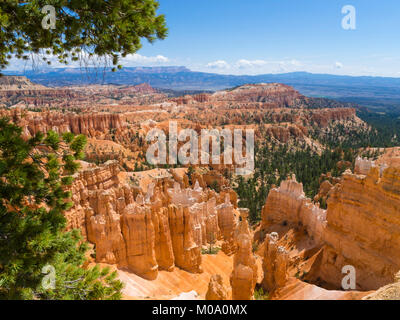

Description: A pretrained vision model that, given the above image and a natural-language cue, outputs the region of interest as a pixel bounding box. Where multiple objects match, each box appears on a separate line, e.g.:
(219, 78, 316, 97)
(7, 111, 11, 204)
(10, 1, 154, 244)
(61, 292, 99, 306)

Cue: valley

(1, 75, 400, 300)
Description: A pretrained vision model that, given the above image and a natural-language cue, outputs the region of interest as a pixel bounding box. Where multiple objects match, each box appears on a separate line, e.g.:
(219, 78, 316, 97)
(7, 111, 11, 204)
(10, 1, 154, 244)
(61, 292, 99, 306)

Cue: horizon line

(4, 66, 400, 80)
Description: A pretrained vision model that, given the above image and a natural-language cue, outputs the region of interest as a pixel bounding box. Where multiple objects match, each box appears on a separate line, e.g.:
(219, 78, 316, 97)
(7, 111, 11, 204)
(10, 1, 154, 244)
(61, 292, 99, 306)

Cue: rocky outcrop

(168, 205, 202, 273)
(261, 175, 327, 244)
(261, 161, 400, 292)
(212, 83, 303, 106)
(269, 278, 371, 300)
(265, 124, 306, 143)
(319, 165, 400, 290)
(121, 203, 158, 280)
(363, 271, 400, 300)
(354, 156, 376, 175)
(210, 84, 358, 113)
(0, 79, 166, 108)
(167, 181, 205, 207)
(230, 209, 258, 300)
(65, 160, 121, 239)
(0, 76, 47, 90)
(262, 232, 289, 292)
(85, 189, 128, 267)
(151, 208, 175, 271)
(189, 198, 220, 246)
(309, 108, 356, 127)
(172, 93, 211, 105)
(1, 108, 123, 137)
(205, 274, 229, 300)
(216, 195, 238, 255)
(313, 180, 333, 204)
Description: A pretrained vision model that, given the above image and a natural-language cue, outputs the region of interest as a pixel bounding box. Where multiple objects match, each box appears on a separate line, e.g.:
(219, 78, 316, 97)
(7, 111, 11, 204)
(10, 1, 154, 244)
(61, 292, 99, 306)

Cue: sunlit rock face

(189, 198, 220, 247)
(151, 207, 175, 272)
(230, 209, 258, 300)
(64, 161, 239, 280)
(319, 165, 400, 290)
(261, 160, 400, 291)
(121, 203, 158, 280)
(1, 77, 379, 299)
(261, 175, 327, 244)
(363, 271, 400, 300)
(167, 205, 202, 273)
(206, 274, 229, 300)
(216, 195, 238, 255)
(262, 232, 289, 292)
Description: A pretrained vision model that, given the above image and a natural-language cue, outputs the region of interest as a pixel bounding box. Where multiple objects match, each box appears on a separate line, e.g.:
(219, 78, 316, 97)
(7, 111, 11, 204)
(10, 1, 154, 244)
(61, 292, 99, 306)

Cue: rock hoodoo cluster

(65, 160, 239, 280)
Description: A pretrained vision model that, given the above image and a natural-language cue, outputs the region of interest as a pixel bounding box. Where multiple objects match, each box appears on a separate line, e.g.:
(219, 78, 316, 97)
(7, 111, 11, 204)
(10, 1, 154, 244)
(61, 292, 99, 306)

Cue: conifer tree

(0, 118, 123, 300)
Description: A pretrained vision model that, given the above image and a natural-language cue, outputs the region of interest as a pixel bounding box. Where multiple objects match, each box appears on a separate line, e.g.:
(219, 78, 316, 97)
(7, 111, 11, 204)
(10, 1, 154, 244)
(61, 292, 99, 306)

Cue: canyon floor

(119, 251, 237, 300)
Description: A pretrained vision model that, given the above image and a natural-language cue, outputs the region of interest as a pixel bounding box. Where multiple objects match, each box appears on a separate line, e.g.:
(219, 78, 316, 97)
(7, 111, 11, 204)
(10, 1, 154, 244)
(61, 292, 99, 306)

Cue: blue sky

(8, 0, 400, 76)
(131, 0, 400, 76)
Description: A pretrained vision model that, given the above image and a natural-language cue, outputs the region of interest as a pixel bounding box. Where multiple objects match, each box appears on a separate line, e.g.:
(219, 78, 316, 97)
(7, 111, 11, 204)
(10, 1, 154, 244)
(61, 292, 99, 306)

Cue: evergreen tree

(0, 0, 167, 72)
(187, 165, 195, 185)
(0, 118, 123, 300)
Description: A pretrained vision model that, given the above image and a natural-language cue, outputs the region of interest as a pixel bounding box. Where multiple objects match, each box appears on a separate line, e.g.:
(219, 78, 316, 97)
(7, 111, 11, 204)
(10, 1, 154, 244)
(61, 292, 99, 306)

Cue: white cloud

(236, 59, 268, 68)
(122, 54, 169, 64)
(206, 60, 230, 69)
(335, 61, 344, 69)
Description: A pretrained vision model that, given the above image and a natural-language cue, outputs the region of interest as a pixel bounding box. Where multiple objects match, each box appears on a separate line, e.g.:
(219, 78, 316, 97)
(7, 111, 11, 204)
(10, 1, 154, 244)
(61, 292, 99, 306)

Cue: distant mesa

(0, 75, 47, 91)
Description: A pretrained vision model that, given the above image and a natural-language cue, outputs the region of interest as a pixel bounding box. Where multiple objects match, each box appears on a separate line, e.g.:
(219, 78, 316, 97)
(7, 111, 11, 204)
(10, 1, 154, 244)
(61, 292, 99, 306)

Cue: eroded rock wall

(261, 161, 400, 291)
(1, 108, 123, 137)
(320, 166, 400, 290)
(261, 175, 327, 244)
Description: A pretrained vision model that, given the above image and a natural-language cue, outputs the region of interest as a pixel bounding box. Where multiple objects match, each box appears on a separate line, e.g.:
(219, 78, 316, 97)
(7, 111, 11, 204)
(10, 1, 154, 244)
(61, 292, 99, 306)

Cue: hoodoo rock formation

(167, 205, 202, 273)
(216, 195, 238, 255)
(262, 232, 289, 293)
(65, 160, 239, 280)
(121, 203, 158, 280)
(230, 209, 258, 300)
